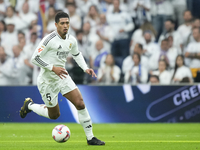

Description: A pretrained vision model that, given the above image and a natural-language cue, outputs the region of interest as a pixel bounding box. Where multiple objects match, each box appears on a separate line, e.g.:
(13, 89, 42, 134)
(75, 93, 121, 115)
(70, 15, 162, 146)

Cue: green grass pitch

(0, 123, 200, 150)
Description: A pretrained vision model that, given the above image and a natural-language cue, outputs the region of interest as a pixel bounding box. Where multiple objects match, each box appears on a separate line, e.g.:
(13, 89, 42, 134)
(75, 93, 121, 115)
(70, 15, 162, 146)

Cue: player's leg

(20, 82, 61, 120)
(63, 88, 105, 145)
(20, 97, 60, 119)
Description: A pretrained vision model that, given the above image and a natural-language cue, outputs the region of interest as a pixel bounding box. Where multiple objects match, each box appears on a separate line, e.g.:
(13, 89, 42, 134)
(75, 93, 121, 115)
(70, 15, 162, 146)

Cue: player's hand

(85, 68, 97, 78)
(52, 66, 68, 79)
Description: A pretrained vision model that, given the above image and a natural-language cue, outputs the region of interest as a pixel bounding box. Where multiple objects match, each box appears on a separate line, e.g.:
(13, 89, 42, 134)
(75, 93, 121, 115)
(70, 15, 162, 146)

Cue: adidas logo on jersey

(58, 45, 62, 49)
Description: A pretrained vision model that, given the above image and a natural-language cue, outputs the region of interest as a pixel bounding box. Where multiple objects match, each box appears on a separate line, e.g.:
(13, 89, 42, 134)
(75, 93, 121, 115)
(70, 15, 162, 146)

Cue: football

(52, 124, 71, 143)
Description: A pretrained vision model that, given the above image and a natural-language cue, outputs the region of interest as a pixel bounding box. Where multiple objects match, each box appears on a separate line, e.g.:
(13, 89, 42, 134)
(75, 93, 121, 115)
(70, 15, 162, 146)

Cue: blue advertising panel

(0, 85, 200, 123)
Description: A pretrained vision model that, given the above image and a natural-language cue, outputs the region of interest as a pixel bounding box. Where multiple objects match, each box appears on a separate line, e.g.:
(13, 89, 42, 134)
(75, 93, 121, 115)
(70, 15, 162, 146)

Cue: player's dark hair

(171, 55, 185, 82)
(55, 11, 70, 23)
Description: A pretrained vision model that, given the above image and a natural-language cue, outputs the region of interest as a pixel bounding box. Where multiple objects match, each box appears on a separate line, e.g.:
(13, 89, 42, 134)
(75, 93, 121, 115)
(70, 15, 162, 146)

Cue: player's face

(56, 18, 70, 38)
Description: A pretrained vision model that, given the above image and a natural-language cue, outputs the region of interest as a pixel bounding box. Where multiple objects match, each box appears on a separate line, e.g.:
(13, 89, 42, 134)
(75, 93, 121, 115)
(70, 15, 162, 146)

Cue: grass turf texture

(0, 123, 199, 150)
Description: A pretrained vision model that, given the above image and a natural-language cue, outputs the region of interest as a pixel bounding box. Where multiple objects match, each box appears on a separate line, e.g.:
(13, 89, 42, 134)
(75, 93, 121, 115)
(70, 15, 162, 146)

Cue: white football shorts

(37, 75, 77, 107)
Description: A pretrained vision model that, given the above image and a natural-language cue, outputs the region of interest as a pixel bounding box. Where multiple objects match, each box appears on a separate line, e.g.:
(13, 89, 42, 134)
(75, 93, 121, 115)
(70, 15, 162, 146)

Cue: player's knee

(49, 112, 60, 120)
(76, 101, 85, 110)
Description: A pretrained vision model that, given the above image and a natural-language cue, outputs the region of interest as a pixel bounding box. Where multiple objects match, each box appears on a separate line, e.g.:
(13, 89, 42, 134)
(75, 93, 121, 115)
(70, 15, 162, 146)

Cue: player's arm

(31, 40, 54, 71)
(70, 38, 96, 78)
(31, 40, 68, 79)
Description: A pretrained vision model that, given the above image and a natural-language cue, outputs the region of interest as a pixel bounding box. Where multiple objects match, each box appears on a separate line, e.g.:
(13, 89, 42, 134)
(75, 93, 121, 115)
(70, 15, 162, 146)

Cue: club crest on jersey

(69, 43, 72, 49)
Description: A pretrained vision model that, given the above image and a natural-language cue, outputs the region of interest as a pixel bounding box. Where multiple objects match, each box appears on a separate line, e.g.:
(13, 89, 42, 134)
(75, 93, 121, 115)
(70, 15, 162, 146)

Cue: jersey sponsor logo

(57, 51, 69, 59)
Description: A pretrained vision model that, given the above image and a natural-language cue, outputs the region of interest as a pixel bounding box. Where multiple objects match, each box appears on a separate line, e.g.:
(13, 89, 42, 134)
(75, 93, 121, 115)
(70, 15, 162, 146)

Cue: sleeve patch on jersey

(38, 48, 43, 53)
(43, 33, 56, 46)
(72, 52, 80, 57)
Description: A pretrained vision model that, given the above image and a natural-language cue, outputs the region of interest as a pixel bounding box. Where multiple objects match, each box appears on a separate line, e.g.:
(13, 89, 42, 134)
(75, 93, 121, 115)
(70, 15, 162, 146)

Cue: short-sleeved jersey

(31, 30, 88, 82)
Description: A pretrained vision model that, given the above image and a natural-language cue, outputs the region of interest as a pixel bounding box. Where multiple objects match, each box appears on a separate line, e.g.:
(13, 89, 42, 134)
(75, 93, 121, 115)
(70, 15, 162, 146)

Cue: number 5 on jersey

(46, 93, 52, 105)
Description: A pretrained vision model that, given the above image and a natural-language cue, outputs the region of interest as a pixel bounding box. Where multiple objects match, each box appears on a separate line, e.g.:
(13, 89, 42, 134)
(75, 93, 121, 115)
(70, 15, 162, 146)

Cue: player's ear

(55, 22, 58, 28)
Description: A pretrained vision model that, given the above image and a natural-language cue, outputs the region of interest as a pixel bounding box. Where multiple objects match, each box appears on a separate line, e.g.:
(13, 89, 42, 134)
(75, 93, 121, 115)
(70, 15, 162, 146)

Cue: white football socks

(28, 103, 49, 119)
(78, 108, 94, 140)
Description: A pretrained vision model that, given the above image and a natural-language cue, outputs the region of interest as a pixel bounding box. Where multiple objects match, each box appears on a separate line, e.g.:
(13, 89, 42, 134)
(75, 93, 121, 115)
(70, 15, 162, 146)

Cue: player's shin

(78, 108, 94, 140)
(28, 103, 49, 118)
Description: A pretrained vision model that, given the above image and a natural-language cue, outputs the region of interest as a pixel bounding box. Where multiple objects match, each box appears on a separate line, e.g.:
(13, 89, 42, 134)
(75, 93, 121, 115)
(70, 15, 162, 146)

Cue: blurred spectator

(106, 0, 128, 14)
(0, 45, 24, 85)
(65, 3, 81, 37)
(45, 0, 64, 11)
(122, 43, 148, 75)
(130, 21, 156, 51)
(130, 0, 151, 27)
(0, 46, 6, 65)
(124, 52, 148, 84)
(151, 0, 174, 41)
(4, 6, 27, 31)
(107, 0, 134, 67)
(149, 39, 178, 71)
(84, 5, 100, 28)
(23, 33, 40, 84)
(158, 19, 182, 51)
(17, 31, 25, 43)
(0, 20, 6, 43)
(76, 0, 98, 18)
(184, 18, 200, 48)
(177, 10, 193, 50)
(46, 6, 56, 34)
(1, 18, 18, 57)
(171, 0, 187, 27)
(0, 0, 9, 20)
(171, 55, 193, 83)
(15, 0, 39, 14)
(185, 27, 200, 68)
(75, 30, 88, 62)
(18, 36, 26, 52)
(151, 59, 171, 84)
(149, 74, 160, 84)
(184, 27, 200, 80)
(82, 22, 99, 67)
(142, 31, 159, 58)
(98, 0, 113, 14)
(97, 54, 121, 84)
(167, 36, 180, 68)
(92, 39, 108, 75)
(95, 13, 113, 53)
(18, 1, 37, 33)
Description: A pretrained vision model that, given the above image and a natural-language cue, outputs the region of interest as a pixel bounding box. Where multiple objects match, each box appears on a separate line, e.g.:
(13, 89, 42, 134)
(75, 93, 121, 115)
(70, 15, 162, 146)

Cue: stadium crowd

(0, 0, 199, 85)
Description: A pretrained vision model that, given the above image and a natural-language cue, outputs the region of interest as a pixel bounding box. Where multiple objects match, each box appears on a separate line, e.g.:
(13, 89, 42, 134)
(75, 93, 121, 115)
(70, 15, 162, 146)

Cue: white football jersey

(31, 30, 88, 82)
